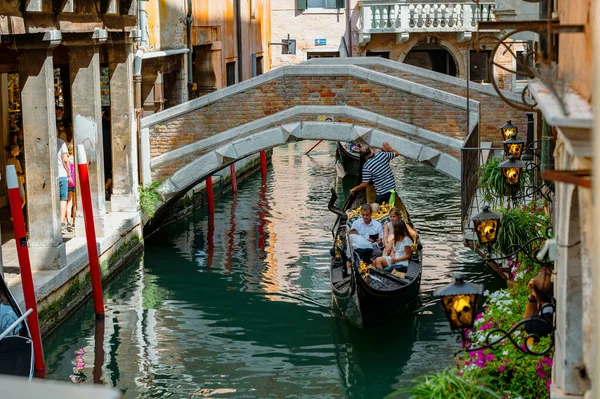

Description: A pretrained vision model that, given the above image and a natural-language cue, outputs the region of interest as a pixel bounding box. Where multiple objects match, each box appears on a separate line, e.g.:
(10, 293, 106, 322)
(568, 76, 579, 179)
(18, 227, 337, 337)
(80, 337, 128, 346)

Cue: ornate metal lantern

(503, 133, 526, 160)
(434, 273, 483, 331)
(499, 155, 525, 186)
(471, 205, 501, 246)
(500, 120, 518, 141)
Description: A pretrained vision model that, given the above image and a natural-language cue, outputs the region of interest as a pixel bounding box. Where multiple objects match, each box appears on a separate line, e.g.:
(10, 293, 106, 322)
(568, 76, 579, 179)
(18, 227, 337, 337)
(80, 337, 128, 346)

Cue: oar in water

(304, 140, 323, 155)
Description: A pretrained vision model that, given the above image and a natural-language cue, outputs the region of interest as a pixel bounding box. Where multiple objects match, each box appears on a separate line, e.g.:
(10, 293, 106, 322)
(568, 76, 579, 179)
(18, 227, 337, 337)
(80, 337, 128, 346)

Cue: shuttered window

(299, 0, 345, 9)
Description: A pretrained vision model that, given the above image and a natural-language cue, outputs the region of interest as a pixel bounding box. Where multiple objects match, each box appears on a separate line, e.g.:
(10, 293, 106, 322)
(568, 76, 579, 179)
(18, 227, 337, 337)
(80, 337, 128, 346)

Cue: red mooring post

(260, 150, 267, 177)
(230, 164, 237, 193)
(6, 165, 45, 372)
(76, 145, 105, 319)
(206, 176, 215, 213)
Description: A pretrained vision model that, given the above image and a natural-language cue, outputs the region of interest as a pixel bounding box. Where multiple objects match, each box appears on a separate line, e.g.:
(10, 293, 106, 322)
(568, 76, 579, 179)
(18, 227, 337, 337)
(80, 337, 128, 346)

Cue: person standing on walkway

(57, 133, 73, 234)
(350, 142, 399, 204)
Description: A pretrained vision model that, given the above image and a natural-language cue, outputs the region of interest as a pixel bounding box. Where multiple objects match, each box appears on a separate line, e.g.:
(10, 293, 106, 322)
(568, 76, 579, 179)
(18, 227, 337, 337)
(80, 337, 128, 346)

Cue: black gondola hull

(334, 142, 360, 178)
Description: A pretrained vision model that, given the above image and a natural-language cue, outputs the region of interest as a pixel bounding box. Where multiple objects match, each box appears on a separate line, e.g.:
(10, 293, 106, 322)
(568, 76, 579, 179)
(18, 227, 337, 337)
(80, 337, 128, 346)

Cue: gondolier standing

(350, 142, 399, 204)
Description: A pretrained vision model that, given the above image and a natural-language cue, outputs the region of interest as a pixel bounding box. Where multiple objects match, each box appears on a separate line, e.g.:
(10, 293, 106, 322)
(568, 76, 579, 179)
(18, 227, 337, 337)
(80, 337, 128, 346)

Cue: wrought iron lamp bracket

(454, 303, 555, 357)
(482, 226, 554, 268)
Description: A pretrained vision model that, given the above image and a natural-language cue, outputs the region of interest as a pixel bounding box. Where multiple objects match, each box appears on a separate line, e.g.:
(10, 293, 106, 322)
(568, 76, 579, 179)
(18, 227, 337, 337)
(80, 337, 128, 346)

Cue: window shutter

(336, 0, 345, 9)
(297, 0, 307, 10)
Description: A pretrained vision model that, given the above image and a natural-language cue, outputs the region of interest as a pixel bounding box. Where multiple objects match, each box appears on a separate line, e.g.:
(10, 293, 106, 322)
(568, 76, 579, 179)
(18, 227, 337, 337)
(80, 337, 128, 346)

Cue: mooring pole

(6, 165, 45, 372)
(76, 145, 105, 319)
(230, 164, 237, 193)
(206, 176, 215, 213)
(260, 150, 267, 177)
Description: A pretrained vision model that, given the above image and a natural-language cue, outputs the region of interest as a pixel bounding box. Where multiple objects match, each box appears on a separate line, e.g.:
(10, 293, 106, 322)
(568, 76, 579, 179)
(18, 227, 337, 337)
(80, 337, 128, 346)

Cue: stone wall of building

(271, 0, 359, 68)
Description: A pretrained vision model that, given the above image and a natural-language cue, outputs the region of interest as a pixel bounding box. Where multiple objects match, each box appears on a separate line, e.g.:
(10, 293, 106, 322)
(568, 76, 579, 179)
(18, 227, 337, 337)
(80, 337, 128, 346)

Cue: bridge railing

(359, 1, 495, 33)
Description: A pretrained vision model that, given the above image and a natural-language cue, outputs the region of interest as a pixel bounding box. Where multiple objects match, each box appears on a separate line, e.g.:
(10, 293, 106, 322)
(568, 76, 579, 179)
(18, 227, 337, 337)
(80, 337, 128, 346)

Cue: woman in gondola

(373, 220, 412, 271)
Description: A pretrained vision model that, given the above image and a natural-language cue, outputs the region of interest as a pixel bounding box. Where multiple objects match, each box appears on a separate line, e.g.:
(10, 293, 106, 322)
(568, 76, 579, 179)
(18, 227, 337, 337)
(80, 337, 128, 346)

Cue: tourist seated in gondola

(383, 207, 417, 256)
(350, 204, 384, 257)
(373, 220, 413, 272)
(523, 269, 554, 342)
(347, 229, 374, 264)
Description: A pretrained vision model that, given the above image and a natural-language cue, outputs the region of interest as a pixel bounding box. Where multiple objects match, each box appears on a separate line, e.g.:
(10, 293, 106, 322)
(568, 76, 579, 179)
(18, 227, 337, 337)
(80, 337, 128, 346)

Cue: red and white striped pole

(260, 150, 267, 177)
(206, 176, 215, 213)
(6, 165, 45, 372)
(230, 164, 237, 193)
(76, 145, 105, 319)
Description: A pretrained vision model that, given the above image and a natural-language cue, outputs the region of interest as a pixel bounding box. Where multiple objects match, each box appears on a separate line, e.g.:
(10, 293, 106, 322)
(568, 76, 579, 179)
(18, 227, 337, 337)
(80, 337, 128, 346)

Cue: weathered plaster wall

(558, 0, 592, 100)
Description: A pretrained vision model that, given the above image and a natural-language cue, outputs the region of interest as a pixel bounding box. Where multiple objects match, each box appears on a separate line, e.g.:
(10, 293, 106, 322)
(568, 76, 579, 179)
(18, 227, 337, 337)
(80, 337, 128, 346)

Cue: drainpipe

(186, 0, 194, 99)
(135, 0, 148, 183)
(235, 0, 243, 82)
(346, 0, 352, 57)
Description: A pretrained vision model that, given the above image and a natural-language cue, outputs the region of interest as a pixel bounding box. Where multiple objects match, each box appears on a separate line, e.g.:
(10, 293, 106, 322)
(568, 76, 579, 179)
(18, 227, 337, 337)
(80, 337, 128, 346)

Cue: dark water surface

(44, 141, 504, 398)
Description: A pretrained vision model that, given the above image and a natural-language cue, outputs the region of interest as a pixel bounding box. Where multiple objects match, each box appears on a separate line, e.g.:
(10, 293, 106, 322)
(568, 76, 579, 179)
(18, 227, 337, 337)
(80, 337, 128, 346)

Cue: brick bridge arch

(140, 58, 529, 206)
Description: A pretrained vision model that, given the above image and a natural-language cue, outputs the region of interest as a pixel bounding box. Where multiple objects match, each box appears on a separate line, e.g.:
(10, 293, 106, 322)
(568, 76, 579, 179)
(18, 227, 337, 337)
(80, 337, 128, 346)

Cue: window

(515, 50, 530, 81)
(226, 62, 236, 86)
(366, 51, 390, 59)
(470, 50, 491, 83)
(298, 0, 345, 10)
(256, 56, 263, 76)
(307, 51, 340, 59)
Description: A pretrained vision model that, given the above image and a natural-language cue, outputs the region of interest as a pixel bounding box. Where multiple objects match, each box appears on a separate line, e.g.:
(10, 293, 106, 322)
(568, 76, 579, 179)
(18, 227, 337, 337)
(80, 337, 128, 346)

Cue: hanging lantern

(499, 155, 525, 186)
(500, 120, 518, 141)
(434, 273, 484, 331)
(503, 133, 526, 160)
(471, 205, 501, 245)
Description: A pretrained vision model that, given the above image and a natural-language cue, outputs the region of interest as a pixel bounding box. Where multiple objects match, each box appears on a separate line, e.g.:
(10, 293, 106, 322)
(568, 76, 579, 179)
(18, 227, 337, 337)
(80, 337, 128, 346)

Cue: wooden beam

(542, 169, 592, 189)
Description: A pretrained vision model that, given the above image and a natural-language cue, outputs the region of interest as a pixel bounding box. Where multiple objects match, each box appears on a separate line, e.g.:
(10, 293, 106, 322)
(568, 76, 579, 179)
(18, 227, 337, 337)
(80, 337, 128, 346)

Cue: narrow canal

(44, 141, 504, 398)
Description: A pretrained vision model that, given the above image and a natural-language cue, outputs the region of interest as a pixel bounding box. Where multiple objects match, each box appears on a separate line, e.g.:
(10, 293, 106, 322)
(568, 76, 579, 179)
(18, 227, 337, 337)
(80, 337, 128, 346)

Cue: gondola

(334, 142, 361, 178)
(0, 273, 34, 379)
(328, 179, 422, 328)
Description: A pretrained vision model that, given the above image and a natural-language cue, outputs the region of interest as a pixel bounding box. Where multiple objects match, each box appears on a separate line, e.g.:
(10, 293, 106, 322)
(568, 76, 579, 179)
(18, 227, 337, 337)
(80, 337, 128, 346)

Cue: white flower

(502, 350, 509, 356)
(484, 289, 490, 297)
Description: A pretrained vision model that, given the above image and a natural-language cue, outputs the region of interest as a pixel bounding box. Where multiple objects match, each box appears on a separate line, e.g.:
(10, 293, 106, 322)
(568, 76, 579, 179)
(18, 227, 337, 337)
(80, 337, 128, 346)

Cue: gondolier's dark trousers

(375, 191, 392, 205)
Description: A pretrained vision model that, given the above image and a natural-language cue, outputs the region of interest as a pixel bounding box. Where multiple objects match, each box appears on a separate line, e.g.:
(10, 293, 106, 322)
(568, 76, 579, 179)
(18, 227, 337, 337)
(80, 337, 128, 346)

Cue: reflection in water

(44, 141, 504, 398)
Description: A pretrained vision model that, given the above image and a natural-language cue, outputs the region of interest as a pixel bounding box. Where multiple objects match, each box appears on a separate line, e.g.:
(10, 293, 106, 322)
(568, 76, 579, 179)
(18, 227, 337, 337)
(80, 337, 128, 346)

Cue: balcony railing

(359, 2, 495, 34)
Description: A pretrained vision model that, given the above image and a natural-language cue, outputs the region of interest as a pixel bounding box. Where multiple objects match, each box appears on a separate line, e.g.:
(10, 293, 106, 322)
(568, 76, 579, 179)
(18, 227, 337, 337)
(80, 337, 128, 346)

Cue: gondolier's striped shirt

(362, 151, 396, 195)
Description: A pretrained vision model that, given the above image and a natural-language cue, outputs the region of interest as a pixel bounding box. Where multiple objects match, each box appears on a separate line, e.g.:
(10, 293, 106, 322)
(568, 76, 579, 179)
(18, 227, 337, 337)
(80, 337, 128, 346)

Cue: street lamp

(471, 205, 501, 246)
(434, 273, 483, 332)
(500, 120, 518, 141)
(499, 155, 525, 187)
(503, 133, 526, 160)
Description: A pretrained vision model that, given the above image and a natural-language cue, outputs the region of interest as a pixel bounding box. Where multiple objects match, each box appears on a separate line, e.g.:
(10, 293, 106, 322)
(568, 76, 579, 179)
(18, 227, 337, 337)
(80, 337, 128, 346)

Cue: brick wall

(367, 65, 529, 144)
(149, 74, 468, 179)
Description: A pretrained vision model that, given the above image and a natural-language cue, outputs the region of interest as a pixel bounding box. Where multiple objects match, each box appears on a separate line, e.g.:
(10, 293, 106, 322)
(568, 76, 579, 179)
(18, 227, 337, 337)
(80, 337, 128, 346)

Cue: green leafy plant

(478, 157, 533, 208)
(139, 180, 164, 219)
(478, 157, 506, 207)
(492, 203, 551, 258)
(392, 367, 501, 399)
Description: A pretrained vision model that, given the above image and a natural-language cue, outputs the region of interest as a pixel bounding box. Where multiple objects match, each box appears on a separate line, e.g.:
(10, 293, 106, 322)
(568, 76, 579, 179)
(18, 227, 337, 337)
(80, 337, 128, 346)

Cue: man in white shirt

(350, 204, 384, 257)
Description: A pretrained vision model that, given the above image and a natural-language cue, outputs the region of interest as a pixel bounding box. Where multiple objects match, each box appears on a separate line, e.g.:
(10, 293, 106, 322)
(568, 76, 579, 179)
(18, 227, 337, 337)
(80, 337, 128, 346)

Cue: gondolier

(349, 142, 399, 204)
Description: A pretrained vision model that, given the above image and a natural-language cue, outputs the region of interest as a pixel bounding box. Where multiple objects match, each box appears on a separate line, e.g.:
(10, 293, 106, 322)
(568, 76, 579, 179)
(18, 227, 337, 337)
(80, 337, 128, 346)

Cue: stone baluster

(424, 4, 432, 27)
(454, 5, 461, 28)
(408, 4, 416, 28)
(374, 6, 381, 29)
(464, 4, 474, 28)
(390, 4, 399, 29)
(382, 6, 389, 28)
(363, 4, 372, 30)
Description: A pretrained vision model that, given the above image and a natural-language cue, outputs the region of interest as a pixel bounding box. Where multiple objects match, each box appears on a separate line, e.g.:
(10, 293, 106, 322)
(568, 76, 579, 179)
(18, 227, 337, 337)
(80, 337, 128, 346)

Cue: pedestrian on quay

(7, 145, 26, 209)
(57, 132, 73, 234)
(349, 142, 399, 204)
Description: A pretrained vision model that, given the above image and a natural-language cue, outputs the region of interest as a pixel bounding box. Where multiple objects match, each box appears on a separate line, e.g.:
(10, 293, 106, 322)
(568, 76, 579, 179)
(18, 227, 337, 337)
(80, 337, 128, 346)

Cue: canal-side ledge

(6, 152, 269, 336)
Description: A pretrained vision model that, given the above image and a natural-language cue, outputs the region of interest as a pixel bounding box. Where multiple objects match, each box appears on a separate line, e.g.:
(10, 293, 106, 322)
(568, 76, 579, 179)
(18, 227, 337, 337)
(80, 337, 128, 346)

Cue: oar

(304, 140, 323, 155)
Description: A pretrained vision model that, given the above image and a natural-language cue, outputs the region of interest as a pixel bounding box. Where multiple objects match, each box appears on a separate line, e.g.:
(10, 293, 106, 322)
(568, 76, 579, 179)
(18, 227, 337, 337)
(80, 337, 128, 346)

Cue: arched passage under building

(403, 44, 459, 77)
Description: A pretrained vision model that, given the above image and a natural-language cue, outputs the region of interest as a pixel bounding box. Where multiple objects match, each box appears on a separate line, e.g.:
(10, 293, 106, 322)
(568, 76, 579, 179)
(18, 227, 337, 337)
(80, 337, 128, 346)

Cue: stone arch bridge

(140, 57, 528, 205)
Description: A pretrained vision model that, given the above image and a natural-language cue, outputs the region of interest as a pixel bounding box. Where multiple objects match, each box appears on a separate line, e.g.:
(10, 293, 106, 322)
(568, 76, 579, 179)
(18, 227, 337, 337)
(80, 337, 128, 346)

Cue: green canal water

(44, 141, 504, 398)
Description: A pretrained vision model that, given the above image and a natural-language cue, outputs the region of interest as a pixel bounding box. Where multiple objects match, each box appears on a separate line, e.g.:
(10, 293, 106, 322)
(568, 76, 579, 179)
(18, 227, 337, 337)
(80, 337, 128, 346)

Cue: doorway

(404, 45, 458, 76)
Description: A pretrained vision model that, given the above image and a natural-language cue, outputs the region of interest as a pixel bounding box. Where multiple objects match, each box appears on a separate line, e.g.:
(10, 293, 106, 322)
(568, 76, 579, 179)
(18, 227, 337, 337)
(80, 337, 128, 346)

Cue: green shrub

(478, 157, 533, 208)
(492, 202, 551, 258)
(139, 180, 164, 219)
(393, 367, 501, 399)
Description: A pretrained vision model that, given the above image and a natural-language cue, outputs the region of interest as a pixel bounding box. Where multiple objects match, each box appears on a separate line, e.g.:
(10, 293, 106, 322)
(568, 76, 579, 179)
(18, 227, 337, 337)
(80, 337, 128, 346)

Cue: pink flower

(485, 353, 495, 362)
(546, 379, 552, 392)
(499, 365, 506, 372)
(536, 362, 547, 379)
(541, 357, 553, 368)
(480, 323, 492, 331)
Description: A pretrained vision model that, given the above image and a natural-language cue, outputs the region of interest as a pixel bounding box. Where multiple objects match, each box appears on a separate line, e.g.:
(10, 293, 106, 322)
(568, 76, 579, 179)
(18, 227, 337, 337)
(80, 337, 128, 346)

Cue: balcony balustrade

(358, 1, 495, 44)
